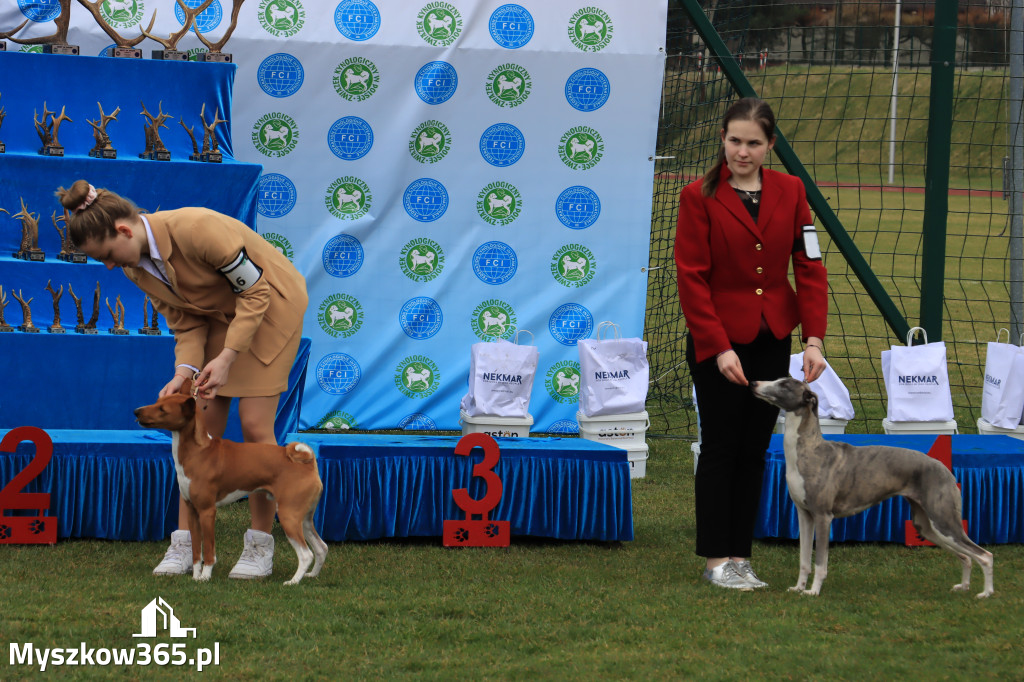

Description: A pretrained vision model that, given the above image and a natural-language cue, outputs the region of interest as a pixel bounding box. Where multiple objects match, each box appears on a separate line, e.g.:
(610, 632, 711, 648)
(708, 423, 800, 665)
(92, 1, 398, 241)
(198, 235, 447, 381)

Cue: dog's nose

(133, 407, 143, 417)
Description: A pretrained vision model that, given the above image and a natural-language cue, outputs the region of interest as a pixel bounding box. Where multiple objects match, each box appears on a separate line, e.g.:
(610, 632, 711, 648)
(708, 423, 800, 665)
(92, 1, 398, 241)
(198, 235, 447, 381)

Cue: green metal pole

(680, 0, 911, 342)
(918, 1, 959, 342)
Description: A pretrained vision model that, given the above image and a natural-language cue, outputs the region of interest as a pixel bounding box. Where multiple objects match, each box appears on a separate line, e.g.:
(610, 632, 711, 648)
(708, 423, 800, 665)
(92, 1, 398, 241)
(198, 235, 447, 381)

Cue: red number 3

(452, 432, 502, 518)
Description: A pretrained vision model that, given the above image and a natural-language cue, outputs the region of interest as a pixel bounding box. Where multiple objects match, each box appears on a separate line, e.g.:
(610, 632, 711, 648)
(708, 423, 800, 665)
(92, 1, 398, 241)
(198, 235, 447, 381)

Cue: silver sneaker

(702, 560, 754, 591)
(228, 529, 274, 579)
(153, 529, 192, 576)
(733, 560, 768, 589)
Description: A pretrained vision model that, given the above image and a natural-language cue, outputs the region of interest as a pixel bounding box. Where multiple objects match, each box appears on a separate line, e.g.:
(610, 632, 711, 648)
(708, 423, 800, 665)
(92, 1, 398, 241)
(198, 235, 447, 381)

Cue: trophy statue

(1, 0, 80, 55)
(195, 0, 245, 62)
(0, 286, 13, 332)
(107, 295, 128, 335)
(69, 283, 86, 333)
(181, 117, 200, 160)
(12, 289, 38, 333)
(200, 104, 227, 163)
(87, 103, 119, 159)
(151, 301, 161, 333)
(144, 0, 213, 61)
(3, 198, 45, 261)
(139, 101, 172, 161)
(81, 281, 100, 334)
(45, 280, 65, 334)
(79, 0, 154, 59)
(54, 209, 87, 263)
(139, 296, 162, 335)
(35, 102, 72, 157)
(0, 93, 6, 153)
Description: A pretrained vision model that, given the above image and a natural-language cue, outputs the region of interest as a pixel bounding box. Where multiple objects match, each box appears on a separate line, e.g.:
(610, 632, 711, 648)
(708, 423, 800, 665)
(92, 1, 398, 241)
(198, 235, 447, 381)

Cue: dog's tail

(285, 442, 317, 464)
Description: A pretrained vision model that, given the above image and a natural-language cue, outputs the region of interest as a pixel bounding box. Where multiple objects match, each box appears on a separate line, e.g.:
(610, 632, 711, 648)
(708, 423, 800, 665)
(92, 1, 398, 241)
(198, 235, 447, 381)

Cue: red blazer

(675, 166, 828, 363)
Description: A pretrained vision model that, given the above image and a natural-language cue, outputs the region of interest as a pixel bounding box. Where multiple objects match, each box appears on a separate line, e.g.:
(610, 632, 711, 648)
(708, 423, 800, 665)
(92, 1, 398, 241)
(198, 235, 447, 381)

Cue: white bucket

(459, 410, 533, 438)
(576, 410, 649, 446)
(776, 414, 849, 434)
(882, 418, 958, 435)
(623, 442, 649, 479)
(976, 417, 1024, 440)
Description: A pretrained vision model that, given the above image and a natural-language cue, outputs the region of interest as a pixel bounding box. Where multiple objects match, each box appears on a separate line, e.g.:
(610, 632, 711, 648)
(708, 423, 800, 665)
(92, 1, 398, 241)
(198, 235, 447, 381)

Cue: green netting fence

(646, 0, 1024, 437)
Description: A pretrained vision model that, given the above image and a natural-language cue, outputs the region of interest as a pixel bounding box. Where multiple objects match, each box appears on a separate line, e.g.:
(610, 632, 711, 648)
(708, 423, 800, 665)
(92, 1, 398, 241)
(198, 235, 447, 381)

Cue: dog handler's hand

(158, 373, 187, 398)
(803, 339, 826, 383)
(196, 348, 238, 399)
(716, 349, 748, 386)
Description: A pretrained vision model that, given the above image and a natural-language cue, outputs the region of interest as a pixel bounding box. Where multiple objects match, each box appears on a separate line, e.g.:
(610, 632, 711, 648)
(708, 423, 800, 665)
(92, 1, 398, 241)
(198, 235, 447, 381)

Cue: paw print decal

(485, 523, 501, 538)
(29, 519, 46, 535)
(453, 528, 469, 543)
(0, 525, 10, 540)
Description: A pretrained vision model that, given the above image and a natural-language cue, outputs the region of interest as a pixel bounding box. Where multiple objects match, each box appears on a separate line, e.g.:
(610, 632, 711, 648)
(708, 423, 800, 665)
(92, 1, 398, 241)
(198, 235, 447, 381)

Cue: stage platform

(0, 430, 634, 543)
(755, 434, 1024, 544)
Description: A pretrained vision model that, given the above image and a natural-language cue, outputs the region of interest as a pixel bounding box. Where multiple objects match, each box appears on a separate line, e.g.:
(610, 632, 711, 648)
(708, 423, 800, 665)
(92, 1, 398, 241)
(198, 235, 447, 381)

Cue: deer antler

(142, 0, 214, 50)
(2, 0, 69, 44)
(195, 0, 245, 53)
(100, 103, 120, 126)
(77, 0, 157, 48)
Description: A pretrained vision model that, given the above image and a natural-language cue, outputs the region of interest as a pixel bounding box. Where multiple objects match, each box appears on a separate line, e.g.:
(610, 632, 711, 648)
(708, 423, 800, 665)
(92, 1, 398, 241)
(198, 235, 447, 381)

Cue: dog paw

(976, 590, 993, 599)
(951, 583, 970, 592)
(283, 578, 300, 585)
(787, 585, 805, 593)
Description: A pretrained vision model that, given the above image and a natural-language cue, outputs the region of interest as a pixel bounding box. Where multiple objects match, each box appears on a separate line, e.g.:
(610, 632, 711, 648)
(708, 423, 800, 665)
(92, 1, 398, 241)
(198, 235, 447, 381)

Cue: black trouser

(687, 331, 791, 558)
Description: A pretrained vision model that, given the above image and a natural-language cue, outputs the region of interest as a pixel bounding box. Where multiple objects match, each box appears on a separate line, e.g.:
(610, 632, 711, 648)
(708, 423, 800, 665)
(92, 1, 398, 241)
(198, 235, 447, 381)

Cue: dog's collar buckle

(191, 372, 201, 399)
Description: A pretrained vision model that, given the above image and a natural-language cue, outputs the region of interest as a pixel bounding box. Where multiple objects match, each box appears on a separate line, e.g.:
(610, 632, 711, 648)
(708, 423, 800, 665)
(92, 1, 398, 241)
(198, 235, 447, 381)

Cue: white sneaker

(153, 530, 192, 576)
(228, 529, 274, 579)
(733, 560, 769, 589)
(702, 560, 754, 591)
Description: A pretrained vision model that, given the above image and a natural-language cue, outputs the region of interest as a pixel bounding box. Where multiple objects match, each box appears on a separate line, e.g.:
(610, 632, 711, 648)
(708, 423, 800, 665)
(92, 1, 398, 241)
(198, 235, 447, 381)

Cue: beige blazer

(123, 207, 308, 371)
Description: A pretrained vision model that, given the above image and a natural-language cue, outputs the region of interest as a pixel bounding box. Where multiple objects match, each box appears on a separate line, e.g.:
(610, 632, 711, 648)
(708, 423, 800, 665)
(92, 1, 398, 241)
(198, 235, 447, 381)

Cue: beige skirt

(201, 321, 303, 398)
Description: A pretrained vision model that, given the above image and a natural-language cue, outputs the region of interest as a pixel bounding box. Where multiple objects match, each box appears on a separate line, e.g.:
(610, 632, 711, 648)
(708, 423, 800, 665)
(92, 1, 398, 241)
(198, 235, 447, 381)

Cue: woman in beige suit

(57, 179, 308, 580)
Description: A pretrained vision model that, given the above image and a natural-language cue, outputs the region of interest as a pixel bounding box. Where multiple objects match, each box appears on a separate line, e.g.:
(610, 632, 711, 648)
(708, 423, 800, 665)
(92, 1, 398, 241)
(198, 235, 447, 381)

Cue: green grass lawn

(4, 440, 1022, 680)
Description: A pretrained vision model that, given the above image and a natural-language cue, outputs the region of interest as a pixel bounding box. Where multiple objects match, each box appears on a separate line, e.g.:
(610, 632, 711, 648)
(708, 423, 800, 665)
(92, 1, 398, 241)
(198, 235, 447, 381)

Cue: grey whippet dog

(751, 377, 994, 598)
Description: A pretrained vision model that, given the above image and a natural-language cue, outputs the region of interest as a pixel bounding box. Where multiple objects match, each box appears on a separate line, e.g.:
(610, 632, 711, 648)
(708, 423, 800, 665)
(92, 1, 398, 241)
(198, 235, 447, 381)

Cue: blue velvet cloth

(755, 434, 1024, 544)
(2, 334, 309, 444)
(0, 430, 634, 542)
(301, 434, 634, 543)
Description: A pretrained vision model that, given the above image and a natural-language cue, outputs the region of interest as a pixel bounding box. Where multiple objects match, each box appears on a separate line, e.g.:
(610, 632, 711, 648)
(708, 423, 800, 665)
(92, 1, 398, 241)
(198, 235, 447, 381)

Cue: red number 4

(0, 426, 58, 544)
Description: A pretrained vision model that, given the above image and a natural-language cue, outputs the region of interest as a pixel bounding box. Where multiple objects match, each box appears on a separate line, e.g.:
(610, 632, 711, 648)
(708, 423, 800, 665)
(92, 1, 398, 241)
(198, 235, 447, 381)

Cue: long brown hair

(55, 180, 140, 248)
(701, 97, 777, 198)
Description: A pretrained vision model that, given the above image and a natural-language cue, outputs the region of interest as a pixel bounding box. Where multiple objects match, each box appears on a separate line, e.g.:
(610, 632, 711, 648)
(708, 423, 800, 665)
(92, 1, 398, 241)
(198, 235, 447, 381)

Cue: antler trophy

(2, 198, 45, 261)
(139, 100, 173, 161)
(87, 102, 120, 159)
(34, 101, 72, 156)
(200, 103, 227, 162)
(0, 286, 13, 333)
(54, 208, 87, 263)
(143, 0, 214, 60)
(0, 92, 6, 153)
(12, 289, 38, 333)
(1, 0, 79, 55)
(78, 0, 156, 58)
(196, 0, 246, 62)
(106, 295, 128, 335)
(45, 280, 65, 333)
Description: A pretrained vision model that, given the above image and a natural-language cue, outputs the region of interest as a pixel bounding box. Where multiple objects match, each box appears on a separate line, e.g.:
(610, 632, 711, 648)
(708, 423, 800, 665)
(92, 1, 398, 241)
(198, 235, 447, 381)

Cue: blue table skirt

(755, 434, 1024, 544)
(0, 431, 634, 543)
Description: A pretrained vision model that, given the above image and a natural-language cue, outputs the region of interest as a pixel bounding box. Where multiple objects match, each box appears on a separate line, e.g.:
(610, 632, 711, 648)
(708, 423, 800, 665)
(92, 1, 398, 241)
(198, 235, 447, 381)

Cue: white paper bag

(980, 329, 1024, 429)
(882, 327, 955, 422)
(789, 352, 855, 420)
(459, 331, 538, 418)
(578, 322, 649, 417)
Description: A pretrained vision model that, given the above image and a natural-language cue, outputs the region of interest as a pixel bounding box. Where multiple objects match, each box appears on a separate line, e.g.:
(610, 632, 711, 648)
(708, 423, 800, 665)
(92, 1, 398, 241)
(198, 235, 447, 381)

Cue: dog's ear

(182, 396, 196, 420)
(804, 386, 819, 415)
(179, 377, 192, 396)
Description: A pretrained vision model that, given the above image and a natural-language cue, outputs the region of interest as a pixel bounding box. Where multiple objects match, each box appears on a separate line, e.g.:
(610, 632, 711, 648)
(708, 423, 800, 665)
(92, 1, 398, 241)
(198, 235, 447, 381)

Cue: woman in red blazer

(675, 98, 828, 590)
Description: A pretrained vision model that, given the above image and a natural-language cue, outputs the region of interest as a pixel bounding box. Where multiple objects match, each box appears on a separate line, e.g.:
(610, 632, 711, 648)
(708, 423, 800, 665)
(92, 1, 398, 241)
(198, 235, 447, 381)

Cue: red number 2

(0, 426, 54, 512)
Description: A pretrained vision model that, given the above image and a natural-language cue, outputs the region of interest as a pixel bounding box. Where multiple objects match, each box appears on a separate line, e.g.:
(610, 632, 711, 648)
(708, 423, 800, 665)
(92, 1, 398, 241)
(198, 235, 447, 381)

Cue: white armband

(802, 225, 822, 260)
(219, 248, 263, 293)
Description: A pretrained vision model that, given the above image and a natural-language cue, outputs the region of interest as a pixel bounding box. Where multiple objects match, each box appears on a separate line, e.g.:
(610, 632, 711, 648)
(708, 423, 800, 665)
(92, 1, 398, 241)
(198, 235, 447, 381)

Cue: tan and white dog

(134, 379, 327, 584)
